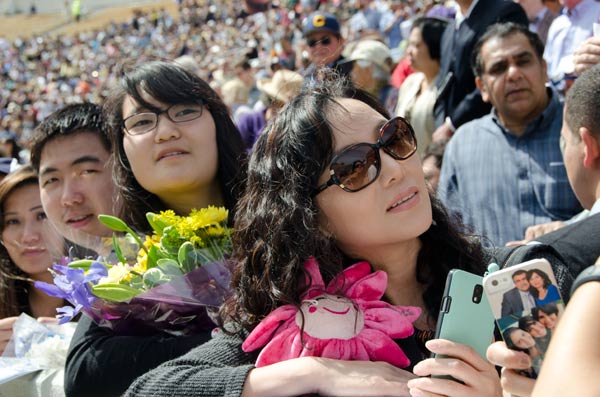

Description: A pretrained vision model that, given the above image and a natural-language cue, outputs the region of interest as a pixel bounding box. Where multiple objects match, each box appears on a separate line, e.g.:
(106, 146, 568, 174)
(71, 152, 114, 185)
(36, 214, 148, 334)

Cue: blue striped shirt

(438, 91, 582, 246)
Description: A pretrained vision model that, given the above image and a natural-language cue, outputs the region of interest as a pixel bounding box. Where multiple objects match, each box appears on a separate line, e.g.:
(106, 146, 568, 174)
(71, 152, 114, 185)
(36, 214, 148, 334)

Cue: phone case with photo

(482, 258, 564, 378)
(434, 269, 495, 359)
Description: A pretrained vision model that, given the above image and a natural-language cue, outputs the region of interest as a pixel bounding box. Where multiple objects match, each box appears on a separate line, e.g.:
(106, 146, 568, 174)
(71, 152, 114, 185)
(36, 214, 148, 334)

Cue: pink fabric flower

(242, 257, 421, 367)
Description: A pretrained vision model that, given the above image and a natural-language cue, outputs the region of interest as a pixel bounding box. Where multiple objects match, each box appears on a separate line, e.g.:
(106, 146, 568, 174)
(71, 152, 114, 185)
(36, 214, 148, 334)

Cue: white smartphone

(483, 258, 565, 378)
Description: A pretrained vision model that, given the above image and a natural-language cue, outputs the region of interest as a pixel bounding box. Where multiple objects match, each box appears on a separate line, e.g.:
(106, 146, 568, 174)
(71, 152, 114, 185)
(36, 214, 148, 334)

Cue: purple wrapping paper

(84, 260, 234, 336)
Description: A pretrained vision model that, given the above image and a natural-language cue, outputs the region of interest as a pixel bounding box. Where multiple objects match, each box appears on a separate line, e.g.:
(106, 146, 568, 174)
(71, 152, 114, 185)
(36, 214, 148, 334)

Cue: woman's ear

(580, 127, 600, 169)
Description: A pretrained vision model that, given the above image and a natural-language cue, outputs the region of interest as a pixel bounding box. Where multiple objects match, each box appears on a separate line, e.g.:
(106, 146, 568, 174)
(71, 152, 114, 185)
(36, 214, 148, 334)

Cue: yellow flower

(134, 235, 160, 274)
(98, 263, 133, 285)
(132, 260, 147, 274)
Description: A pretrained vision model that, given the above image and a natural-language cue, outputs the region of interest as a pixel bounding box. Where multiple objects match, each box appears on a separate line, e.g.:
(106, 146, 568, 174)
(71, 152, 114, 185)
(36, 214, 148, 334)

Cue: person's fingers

(500, 368, 535, 397)
(486, 342, 531, 369)
(37, 316, 59, 324)
(0, 316, 18, 330)
(408, 377, 467, 397)
(574, 37, 600, 56)
(574, 58, 600, 75)
(425, 339, 490, 372)
(505, 240, 526, 247)
(0, 339, 9, 355)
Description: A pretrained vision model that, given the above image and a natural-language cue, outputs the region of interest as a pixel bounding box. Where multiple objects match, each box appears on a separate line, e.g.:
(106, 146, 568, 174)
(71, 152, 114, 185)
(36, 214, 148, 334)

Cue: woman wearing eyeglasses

(105, 60, 245, 232)
(124, 77, 508, 397)
(64, 61, 246, 397)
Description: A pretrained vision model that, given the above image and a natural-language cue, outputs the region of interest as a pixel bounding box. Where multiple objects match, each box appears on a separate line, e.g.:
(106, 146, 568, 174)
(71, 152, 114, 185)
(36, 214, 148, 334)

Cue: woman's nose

(154, 115, 181, 143)
(379, 149, 407, 187)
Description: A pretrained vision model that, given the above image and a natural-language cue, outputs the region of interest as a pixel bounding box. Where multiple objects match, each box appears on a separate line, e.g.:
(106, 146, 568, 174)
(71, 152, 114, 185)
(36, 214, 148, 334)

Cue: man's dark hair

(472, 22, 545, 78)
(565, 64, 600, 140)
(518, 315, 539, 332)
(532, 302, 559, 320)
(512, 269, 527, 280)
(30, 102, 110, 172)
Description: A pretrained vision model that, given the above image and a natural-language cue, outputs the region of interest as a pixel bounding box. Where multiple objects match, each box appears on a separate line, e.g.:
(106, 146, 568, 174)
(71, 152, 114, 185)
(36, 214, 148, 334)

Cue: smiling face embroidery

(296, 293, 365, 340)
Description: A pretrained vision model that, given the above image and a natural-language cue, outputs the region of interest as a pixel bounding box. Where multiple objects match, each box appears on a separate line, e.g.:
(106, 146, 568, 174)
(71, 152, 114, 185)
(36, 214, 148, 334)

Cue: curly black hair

(224, 74, 485, 330)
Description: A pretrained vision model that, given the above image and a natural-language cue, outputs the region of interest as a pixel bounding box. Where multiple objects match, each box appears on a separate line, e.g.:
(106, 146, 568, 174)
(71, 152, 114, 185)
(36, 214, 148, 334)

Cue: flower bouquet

(35, 206, 234, 336)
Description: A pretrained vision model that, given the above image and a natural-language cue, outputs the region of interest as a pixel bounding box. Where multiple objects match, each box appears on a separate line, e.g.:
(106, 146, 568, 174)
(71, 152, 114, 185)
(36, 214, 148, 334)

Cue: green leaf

(91, 283, 141, 302)
(142, 268, 169, 288)
(112, 233, 126, 264)
(99, 214, 147, 254)
(146, 212, 170, 235)
(157, 259, 183, 277)
(98, 215, 130, 232)
(146, 244, 160, 269)
(67, 259, 95, 270)
(177, 242, 196, 273)
(160, 226, 184, 255)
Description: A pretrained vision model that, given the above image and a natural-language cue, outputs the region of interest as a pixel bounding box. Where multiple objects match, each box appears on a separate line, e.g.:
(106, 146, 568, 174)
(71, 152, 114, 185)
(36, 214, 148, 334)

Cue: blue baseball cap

(303, 12, 341, 37)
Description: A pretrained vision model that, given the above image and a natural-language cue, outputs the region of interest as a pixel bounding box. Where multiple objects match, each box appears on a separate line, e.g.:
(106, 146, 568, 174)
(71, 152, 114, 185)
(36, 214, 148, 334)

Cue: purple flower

(34, 261, 109, 323)
(56, 304, 83, 324)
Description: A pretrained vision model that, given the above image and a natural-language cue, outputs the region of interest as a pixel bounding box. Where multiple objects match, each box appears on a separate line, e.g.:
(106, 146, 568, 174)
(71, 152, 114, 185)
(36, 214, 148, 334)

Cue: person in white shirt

(543, 0, 600, 90)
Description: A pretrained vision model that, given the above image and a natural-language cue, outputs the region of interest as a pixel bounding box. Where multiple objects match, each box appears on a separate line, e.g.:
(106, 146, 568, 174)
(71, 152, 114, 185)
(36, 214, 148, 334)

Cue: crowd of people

(1, 0, 600, 396)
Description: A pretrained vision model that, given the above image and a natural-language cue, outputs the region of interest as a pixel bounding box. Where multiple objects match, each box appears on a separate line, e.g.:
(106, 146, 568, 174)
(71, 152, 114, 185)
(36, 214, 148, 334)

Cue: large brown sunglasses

(314, 117, 417, 195)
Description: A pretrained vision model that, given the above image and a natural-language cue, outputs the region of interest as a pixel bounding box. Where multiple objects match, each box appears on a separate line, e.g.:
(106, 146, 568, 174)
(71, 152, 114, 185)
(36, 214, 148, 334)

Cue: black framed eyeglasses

(314, 116, 417, 195)
(123, 102, 204, 135)
(307, 36, 332, 48)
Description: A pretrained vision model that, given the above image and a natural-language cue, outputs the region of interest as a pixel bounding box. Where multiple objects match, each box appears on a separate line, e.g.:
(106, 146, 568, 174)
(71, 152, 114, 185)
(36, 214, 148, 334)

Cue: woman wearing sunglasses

(125, 77, 501, 396)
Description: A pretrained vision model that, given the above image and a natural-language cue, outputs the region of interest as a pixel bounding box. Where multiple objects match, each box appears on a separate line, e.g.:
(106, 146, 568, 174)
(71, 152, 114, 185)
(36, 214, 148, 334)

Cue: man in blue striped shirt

(439, 22, 582, 246)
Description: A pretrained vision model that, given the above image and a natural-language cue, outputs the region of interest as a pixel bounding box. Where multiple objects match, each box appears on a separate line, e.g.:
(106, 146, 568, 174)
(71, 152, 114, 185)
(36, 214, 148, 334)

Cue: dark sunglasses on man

(314, 116, 417, 195)
(307, 36, 333, 48)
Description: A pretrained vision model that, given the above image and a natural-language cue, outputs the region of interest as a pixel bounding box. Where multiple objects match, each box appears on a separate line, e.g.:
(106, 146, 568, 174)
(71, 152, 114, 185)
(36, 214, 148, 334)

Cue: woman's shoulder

(400, 73, 425, 92)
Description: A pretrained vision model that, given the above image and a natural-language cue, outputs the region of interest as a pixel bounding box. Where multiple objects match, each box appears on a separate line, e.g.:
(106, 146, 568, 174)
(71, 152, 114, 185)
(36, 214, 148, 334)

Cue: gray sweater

(125, 330, 256, 397)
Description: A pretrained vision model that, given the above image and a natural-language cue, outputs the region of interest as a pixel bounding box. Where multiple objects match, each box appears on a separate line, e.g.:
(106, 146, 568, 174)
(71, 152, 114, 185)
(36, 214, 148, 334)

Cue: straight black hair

(103, 60, 246, 231)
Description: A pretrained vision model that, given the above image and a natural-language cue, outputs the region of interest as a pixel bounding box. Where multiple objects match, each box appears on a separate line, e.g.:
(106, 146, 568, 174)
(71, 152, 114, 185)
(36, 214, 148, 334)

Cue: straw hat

(257, 69, 304, 103)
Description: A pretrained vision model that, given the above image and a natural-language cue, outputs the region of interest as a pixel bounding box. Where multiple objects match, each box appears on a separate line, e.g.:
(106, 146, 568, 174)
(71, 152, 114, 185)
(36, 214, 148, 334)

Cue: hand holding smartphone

(483, 258, 564, 378)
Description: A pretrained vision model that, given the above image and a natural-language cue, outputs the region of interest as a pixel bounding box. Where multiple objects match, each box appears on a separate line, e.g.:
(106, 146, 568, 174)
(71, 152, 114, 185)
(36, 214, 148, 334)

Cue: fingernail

(425, 339, 443, 349)
(410, 388, 424, 397)
(520, 356, 531, 367)
(412, 367, 423, 376)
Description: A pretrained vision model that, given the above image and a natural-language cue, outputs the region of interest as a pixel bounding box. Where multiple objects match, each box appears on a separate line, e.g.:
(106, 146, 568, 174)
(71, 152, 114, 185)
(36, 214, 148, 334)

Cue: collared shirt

(519, 290, 536, 312)
(438, 90, 582, 246)
(529, 7, 548, 33)
(454, 0, 480, 29)
(544, 0, 600, 79)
